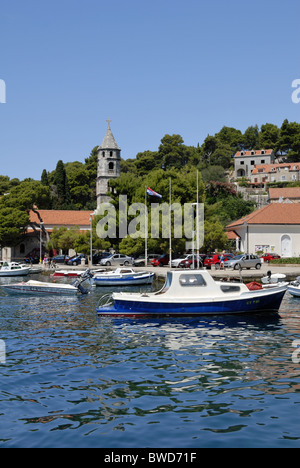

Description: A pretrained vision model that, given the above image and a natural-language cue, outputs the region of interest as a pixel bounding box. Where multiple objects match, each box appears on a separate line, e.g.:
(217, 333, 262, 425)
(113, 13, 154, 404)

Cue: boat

(288, 277, 300, 297)
(261, 270, 287, 287)
(0, 262, 30, 277)
(52, 268, 106, 278)
(1, 269, 93, 296)
(97, 270, 287, 317)
(93, 267, 155, 287)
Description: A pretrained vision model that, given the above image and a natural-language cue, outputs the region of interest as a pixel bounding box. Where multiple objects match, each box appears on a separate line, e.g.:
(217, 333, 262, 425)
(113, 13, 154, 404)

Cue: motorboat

(2, 269, 93, 296)
(97, 270, 287, 317)
(288, 277, 300, 297)
(0, 262, 30, 277)
(52, 268, 106, 278)
(261, 270, 287, 288)
(93, 267, 155, 287)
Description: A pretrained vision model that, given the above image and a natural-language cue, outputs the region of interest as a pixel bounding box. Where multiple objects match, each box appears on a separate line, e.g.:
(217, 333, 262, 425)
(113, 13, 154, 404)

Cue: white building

(226, 203, 300, 257)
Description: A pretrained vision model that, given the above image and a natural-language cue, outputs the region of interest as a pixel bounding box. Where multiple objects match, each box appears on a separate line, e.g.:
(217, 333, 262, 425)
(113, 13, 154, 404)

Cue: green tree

(52, 160, 72, 209)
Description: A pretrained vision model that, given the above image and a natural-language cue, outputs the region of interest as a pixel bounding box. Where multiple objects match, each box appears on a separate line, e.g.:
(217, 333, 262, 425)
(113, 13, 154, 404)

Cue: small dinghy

(2, 269, 93, 296)
(97, 269, 287, 317)
(262, 270, 287, 288)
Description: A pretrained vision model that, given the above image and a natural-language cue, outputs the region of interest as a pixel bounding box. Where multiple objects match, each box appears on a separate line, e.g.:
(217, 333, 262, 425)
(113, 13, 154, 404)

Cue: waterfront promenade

(49, 262, 300, 282)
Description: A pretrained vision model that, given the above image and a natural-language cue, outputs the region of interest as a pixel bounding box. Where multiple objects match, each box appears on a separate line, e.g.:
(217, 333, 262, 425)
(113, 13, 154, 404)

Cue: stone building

(234, 149, 275, 178)
(96, 119, 121, 207)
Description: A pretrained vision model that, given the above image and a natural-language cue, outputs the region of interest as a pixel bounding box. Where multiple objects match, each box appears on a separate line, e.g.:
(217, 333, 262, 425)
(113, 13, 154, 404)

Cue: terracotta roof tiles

(226, 203, 300, 228)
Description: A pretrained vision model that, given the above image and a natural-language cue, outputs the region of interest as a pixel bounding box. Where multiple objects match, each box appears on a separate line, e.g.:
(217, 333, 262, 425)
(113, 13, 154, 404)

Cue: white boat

(53, 268, 106, 278)
(0, 262, 30, 277)
(2, 269, 93, 296)
(288, 277, 300, 297)
(97, 269, 287, 317)
(93, 268, 155, 286)
(261, 270, 288, 288)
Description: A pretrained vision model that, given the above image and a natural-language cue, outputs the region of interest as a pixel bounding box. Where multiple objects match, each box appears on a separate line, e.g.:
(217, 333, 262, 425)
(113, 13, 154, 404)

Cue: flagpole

(196, 170, 200, 269)
(169, 178, 172, 269)
(145, 185, 148, 267)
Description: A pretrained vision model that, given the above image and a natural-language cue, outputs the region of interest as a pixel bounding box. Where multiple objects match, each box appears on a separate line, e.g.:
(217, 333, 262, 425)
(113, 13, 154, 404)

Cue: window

(251, 160, 255, 165)
(102, 151, 105, 157)
(261, 160, 265, 164)
(20, 244, 25, 254)
(110, 151, 113, 157)
(221, 285, 241, 293)
(240, 161, 244, 165)
(179, 274, 207, 287)
(108, 162, 114, 171)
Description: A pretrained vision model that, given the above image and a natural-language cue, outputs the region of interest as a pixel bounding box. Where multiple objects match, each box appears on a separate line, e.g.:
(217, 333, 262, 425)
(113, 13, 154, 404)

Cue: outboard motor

(72, 268, 93, 294)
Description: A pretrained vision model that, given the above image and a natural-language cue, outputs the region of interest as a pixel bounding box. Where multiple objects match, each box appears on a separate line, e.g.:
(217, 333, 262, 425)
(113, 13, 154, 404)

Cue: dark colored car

(92, 252, 111, 265)
(52, 255, 70, 264)
(260, 253, 281, 263)
(67, 254, 88, 266)
(151, 254, 169, 267)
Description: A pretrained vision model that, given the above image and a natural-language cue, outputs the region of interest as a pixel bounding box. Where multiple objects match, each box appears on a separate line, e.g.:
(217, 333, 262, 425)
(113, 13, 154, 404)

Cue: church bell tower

(96, 119, 121, 207)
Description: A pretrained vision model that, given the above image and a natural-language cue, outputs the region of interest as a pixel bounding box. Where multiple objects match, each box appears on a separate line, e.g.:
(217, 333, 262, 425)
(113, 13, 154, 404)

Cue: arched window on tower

(110, 151, 113, 157)
(108, 162, 114, 173)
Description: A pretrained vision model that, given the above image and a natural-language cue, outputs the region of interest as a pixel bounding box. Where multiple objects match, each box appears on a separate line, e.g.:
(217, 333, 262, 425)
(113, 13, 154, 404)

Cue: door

(281, 235, 292, 257)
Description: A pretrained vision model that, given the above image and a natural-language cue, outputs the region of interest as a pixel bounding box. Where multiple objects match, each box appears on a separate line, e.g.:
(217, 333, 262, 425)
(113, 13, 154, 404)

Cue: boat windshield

(155, 271, 173, 295)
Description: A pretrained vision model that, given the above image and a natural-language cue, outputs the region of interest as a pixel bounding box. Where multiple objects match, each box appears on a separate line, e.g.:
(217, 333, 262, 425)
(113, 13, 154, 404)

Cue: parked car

(260, 253, 281, 263)
(133, 254, 160, 266)
(171, 254, 192, 268)
(100, 254, 132, 266)
(151, 254, 169, 267)
(92, 252, 112, 265)
(224, 254, 262, 270)
(52, 255, 70, 264)
(179, 255, 207, 269)
(210, 253, 235, 269)
(67, 254, 88, 266)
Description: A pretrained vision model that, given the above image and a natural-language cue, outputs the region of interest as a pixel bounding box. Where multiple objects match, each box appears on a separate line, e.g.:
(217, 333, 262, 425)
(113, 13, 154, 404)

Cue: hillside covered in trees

(1, 119, 300, 254)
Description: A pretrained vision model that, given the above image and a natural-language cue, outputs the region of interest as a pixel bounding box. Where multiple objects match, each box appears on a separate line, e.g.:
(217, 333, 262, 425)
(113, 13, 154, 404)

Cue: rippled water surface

(1, 274, 300, 447)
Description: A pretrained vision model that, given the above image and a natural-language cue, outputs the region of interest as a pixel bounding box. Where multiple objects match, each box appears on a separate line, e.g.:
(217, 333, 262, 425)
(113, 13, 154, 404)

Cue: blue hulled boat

(97, 270, 287, 317)
(93, 268, 155, 287)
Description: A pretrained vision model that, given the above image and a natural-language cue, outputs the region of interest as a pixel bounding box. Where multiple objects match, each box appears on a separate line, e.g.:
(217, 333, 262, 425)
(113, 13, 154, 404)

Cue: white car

(170, 255, 192, 268)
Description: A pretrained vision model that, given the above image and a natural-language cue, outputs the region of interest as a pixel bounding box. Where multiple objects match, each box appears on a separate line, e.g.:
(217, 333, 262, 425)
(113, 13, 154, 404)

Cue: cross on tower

(106, 118, 112, 128)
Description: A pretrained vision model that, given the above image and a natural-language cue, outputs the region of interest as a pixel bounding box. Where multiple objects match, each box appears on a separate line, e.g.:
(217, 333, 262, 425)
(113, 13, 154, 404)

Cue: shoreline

(43, 262, 300, 282)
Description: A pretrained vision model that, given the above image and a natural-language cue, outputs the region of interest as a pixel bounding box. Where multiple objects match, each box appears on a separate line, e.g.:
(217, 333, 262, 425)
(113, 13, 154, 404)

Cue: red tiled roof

(269, 187, 300, 199)
(226, 203, 300, 228)
(226, 230, 240, 240)
(235, 149, 273, 158)
(252, 162, 300, 174)
(29, 210, 92, 227)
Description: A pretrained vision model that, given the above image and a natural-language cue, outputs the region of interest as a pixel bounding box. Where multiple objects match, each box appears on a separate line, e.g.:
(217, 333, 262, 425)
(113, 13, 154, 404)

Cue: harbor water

(0, 273, 300, 448)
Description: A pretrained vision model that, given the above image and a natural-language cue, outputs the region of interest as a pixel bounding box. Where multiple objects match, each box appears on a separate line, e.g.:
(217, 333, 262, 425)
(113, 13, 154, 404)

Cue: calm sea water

(0, 273, 300, 448)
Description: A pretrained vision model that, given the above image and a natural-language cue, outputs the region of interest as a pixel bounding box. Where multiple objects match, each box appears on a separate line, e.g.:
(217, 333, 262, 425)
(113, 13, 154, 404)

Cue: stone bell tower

(96, 119, 121, 207)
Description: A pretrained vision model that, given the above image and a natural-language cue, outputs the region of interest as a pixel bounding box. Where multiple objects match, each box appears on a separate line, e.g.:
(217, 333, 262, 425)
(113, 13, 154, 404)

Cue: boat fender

(246, 281, 263, 291)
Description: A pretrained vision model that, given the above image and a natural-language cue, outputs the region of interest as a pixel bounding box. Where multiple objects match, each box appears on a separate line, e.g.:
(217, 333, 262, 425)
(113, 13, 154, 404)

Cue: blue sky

(1, 0, 300, 180)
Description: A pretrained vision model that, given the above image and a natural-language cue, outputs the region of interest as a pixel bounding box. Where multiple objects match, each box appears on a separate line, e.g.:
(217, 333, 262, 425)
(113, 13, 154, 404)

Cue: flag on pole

(146, 187, 162, 199)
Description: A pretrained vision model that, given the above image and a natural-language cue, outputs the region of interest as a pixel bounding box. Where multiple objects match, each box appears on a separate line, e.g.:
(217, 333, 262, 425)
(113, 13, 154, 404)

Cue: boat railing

(97, 293, 114, 309)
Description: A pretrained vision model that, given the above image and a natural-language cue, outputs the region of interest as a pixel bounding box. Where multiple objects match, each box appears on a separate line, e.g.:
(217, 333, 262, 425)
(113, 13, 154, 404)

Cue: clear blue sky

(1, 0, 300, 180)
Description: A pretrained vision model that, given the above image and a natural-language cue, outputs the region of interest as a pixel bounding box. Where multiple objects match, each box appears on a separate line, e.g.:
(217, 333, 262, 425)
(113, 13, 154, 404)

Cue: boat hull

(288, 285, 300, 297)
(0, 269, 30, 277)
(93, 273, 155, 287)
(2, 283, 78, 295)
(97, 288, 287, 317)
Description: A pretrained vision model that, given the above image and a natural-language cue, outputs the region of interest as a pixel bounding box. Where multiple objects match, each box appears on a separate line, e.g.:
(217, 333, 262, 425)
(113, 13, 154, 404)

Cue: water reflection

(1, 276, 300, 447)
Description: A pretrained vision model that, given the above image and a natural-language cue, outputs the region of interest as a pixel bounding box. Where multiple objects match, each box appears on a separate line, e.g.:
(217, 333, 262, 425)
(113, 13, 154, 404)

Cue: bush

(271, 258, 300, 264)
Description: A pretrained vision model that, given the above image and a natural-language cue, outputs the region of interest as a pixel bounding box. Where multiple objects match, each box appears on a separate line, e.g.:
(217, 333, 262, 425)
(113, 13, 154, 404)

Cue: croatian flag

(147, 187, 162, 199)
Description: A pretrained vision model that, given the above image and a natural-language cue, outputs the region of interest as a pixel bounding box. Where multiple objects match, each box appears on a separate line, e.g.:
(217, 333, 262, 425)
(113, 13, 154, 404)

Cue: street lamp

(39, 222, 44, 264)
